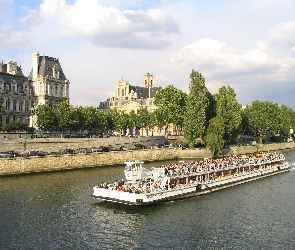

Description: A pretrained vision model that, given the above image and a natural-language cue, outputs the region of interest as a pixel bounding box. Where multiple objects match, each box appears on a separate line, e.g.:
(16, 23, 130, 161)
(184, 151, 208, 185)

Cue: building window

(55, 86, 58, 95)
(60, 87, 63, 96)
(19, 101, 23, 111)
(13, 100, 17, 110)
(6, 99, 10, 110)
(6, 116, 10, 124)
(25, 101, 29, 112)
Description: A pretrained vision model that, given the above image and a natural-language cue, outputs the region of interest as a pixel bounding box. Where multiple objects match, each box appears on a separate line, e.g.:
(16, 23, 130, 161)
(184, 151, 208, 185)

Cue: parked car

(77, 148, 91, 153)
(108, 145, 117, 151)
(120, 145, 134, 151)
(60, 148, 76, 154)
(0, 152, 14, 158)
(134, 143, 146, 150)
(90, 147, 101, 152)
(2, 151, 22, 157)
(27, 150, 49, 156)
(99, 146, 111, 152)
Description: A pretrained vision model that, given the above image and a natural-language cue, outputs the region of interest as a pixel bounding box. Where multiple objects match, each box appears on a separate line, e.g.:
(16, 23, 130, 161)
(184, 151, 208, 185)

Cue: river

(1, 150, 295, 250)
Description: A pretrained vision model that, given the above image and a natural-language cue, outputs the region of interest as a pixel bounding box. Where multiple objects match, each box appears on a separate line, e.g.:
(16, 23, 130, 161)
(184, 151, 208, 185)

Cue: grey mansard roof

(0, 63, 25, 77)
(129, 85, 161, 99)
(28, 55, 67, 80)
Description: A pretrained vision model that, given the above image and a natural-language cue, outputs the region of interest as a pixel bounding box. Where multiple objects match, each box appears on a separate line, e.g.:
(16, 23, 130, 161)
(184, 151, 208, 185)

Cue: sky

(1, 0, 295, 109)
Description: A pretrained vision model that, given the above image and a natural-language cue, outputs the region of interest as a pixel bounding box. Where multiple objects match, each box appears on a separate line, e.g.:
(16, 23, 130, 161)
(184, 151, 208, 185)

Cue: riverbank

(1, 140, 294, 176)
(0, 135, 170, 153)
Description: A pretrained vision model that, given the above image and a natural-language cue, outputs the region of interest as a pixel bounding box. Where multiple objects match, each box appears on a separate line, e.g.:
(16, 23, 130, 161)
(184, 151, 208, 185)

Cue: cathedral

(0, 52, 70, 128)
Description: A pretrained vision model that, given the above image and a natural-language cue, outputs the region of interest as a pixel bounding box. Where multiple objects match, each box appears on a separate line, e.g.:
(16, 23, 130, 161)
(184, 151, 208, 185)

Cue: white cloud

(0, 30, 26, 48)
(38, 0, 180, 49)
(167, 38, 279, 78)
(268, 21, 295, 42)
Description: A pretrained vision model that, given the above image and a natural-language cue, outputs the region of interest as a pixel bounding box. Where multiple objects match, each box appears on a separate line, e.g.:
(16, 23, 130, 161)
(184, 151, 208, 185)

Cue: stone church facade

(99, 73, 160, 114)
(0, 52, 70, 128)
(98, 73, 164, 136)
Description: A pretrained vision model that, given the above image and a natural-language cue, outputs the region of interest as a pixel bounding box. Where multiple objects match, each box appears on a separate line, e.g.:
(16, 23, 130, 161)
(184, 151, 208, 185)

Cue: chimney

(7, 61, 17, 75)
(32, 52, 39, 79)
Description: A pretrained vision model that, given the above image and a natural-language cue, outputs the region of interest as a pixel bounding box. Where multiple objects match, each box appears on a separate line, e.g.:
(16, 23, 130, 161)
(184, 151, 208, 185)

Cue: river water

(1, 150, 295, 250)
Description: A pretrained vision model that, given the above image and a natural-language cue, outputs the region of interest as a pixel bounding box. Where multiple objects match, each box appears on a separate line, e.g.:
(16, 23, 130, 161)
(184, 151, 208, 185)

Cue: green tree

(137, 107, 150, 136)
(215, 86, 242, 144)
(184, 70, 211, 148)
(96, 109, 107, 133)
(1, 121, 30, 132)
(82, 106, 100, 136)
(154, 85, 187, 135)
(127, 110, 137, 136)
(55, 100, 71, 136)
(36, 104, 58, 131)
(117, 111, 129, 135)
(243, 100, 281, 143)
(106, 108, 121, 134)
(68, 106, 84, 133)
(280, 104, 295, 139)
(203, 117, 225, 157)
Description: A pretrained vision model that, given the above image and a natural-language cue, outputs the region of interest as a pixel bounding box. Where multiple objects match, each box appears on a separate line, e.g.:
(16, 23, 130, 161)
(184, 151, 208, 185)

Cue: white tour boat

(92, 152, 290, 205)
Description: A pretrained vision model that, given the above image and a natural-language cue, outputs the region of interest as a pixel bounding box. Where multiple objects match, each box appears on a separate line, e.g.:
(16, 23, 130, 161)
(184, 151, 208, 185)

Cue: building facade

(98, 73, 163, 136)
(0, 52, 70, 128)
(99, 73, 160, 114)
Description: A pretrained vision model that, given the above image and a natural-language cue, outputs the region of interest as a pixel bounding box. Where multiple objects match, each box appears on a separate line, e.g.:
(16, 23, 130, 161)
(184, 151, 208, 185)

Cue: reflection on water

(1, 151, 295, 249)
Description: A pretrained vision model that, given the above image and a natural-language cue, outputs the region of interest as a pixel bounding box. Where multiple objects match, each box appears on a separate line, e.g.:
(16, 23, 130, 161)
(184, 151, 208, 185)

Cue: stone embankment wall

(0, 136, 169, 153)
(1, 141, 294, 176)
(227, 142, 295, 155)
(0, 148, 179, 176)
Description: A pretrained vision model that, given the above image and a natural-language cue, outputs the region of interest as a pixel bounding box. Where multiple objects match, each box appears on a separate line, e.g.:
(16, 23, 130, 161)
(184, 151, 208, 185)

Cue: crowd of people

(97, 151, 285, 194)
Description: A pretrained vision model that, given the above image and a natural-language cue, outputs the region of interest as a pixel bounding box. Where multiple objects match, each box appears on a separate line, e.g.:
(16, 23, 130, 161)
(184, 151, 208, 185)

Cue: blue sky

(1, 0, 295, 108)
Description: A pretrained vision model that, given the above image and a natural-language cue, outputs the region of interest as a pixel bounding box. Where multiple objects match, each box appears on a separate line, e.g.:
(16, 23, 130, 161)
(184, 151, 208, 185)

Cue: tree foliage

(55, 100, 71, 134)
(203, 117, 225, 157)
(36, 104, 57, 131)
(243, 100, 281, 141)
(215, 86, 242, 143)
(154, 85, 187, 134)
(280, 104, 295, 138)
(184, 70, 211, 148)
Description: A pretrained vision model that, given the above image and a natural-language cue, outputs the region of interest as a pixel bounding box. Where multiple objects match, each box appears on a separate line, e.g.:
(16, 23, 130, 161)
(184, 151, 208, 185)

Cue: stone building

(99, 73, 160, 113)
(98, 73, 162, 135)
(0, 52, 70, 128)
